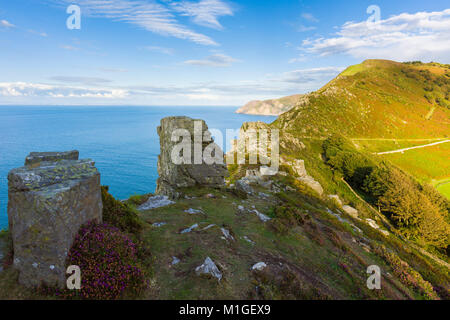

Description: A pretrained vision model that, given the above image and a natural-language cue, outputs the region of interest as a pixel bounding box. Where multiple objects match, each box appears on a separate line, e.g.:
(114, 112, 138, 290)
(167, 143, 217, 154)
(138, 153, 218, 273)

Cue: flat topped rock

(7, 151, 102, 288)
(8, 159, 98, 192)
(25, 150, 79, 166)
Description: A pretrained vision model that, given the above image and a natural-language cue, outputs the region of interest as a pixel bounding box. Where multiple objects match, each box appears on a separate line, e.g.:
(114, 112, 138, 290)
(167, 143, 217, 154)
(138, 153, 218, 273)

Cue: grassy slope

(137, 185, 438, 300)
(379, 143, 450, 183)
(274, 60, 450, 139)
(273, 59, 450, 197)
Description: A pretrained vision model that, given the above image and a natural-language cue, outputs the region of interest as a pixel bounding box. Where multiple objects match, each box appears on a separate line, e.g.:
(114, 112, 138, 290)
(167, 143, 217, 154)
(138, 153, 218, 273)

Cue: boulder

(180, 223, 199, 234)
(297, 176, 324, 196)
(281, 157, 324, 196)
(138, 195, 175, 210)
(289, 159, 308, 177)
(366, 219, 380, 229)
(342, 205, 358, 218)
(328, 195, 343, 207)
(251, 262, 267, 271)
(7, 151, 102, 288)
(221, 228, 235, 241)
(235, 179, 254, 195)
(253, 209, 271, 222)
(155, 117, 228, 199)
(195, 257, 222, 281)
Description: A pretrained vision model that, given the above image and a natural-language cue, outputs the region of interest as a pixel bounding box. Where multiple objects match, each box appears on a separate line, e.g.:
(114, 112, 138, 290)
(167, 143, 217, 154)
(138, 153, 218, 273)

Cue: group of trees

(323, 135, 450, 251)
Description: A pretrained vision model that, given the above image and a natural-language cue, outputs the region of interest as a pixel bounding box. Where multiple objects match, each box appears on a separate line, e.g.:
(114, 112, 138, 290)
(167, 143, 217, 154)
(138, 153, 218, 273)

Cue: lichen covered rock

(7, 151, 102, 288)
(155, 116, 228, 198)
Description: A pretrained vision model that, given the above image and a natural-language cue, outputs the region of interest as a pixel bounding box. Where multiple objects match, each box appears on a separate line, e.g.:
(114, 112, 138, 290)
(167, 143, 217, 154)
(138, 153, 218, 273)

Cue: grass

(352, 139, 447, 153)
(341, 63, 365, 76)
(274, 59, 450, 139)
(379, 142, 450, 183)
(435, 181, 450, 200)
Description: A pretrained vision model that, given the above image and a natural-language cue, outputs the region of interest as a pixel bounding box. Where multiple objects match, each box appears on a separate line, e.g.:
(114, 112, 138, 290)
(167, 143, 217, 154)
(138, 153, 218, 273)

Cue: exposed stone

(180, 223, 199, 234)
(138, 195, 175, 210)
(253, 209, 271, 222)
(202, 224, 216, 231)
(155, 116, 228, 199)
(380, 230, 390, 237)
(7, 151, 102, 288)
(195, 257, 222, 281)
(297, 176, 324, 196)
(366, 219, 380, 230)
(24, 150, 79, 166)
(152, 222, 167, 227)
(251, 262, 267, 271)
(243, 236, 255, 245)
(171, 256, 180, 265)
(221, 228, 235, 241)
(184, 208, 204, 215)
(342, 205, 358, 218)
(288, 159, 308, 177)
(235, 179, 254, 194)
(328, 195, 343, 207)
(281, 157, 324, 196)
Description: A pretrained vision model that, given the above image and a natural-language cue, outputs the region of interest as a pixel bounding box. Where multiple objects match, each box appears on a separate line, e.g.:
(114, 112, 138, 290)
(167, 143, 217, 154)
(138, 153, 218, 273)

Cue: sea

(0, 105, 276, 230)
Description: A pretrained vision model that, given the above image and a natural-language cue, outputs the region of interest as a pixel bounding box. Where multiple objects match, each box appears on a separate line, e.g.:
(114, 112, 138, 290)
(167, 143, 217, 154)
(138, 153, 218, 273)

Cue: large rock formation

(7, 151, 102, 288)
(155, 117, 228, 198)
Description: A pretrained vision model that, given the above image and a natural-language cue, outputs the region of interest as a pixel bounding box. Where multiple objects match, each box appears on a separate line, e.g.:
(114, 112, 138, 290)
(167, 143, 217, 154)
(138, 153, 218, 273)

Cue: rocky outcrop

(342, 205, 359, 218)
(155, 117, 228, 199)
(7, 151, 102, 288)
(25, 150, 79, 166)
(281, 158, 324, 196)
(138, 195, 175, 211)
(195, 257, 222, 281)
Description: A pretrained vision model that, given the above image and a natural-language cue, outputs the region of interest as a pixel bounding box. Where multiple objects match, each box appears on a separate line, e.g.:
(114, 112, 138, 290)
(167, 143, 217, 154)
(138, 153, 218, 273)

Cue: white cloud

(0, 82, 128, 99)
(297, 24, 316, 32)
(301, 9, 450, 62)
(143, 46, 175, 55)
(0, 20, 15, 28)
(278, 67, 344, 83)
(171, 0, 233, 30)
(184, 53, 239, 67)
(49, 76, 113, 85)
(61, 45, 80, 51)
(55, 0, 219, 46)
(28, 29, 48, 37)
(0, 66, 342, 105)
(301, 13, 318, 23)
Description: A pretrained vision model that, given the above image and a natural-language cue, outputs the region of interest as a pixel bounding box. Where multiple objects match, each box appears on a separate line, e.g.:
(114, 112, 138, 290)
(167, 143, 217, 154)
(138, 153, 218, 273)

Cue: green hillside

(272, 60, 450, 199)
(274, 60, 450, 139)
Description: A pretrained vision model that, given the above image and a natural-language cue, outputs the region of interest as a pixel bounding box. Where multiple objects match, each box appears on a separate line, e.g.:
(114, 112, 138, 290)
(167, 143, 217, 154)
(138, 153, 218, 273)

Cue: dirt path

(376, 140, 450, 155)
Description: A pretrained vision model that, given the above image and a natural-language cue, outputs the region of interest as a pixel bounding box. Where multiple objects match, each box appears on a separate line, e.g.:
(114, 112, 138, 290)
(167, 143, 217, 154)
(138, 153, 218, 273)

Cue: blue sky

(0, 0, 449, 105)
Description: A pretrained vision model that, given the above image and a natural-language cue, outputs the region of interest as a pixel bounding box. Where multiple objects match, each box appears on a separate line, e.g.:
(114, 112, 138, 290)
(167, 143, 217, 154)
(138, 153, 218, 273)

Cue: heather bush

(374, 245, 438, 300)
(64, 222, 146, 300)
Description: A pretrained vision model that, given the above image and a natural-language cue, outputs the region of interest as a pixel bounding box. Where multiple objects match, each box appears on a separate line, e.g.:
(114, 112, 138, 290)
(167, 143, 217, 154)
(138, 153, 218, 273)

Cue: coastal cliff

(236, 94, 307, 116)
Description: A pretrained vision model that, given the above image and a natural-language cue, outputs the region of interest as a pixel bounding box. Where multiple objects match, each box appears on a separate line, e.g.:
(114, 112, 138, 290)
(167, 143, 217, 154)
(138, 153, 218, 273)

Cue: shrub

(374, 245, 438, 300)
(64, 222, 146, 300)
(268, 205, 307, 235)
(101, 186, 143, 234)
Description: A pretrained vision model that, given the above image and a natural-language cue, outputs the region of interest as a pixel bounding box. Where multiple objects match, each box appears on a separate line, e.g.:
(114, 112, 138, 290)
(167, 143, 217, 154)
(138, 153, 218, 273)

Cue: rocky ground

(133, 170, 432, 300)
